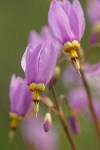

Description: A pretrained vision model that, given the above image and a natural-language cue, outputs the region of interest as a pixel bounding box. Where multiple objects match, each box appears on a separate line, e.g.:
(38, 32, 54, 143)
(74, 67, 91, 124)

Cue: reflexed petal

(22, 44, 42, 85)
(28, 30, 39, 49)
(37, 43, 57, 85)
(21, 46, 29, 73)
(9, 75, 23, 103)
(40, 26, 62, 54)
(10, 77, 32, 117)
(14, 81, 32, 117)
(60, 0, 71, 17)
(72, 0, 85, 41)
(69, 7, 79, 41)
(48, 0, 72, 44)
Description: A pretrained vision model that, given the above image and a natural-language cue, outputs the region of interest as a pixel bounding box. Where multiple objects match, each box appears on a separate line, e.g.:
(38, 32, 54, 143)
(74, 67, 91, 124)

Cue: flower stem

(58, 112, 77, 150)
(80, 67, 100, 141)
(50, 81, 59, 110)
(50, 83, 77, 150)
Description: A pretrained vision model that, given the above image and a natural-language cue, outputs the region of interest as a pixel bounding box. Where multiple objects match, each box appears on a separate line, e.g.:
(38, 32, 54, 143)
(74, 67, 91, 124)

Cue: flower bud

(47, 66, 61, 89)
(68, 107, 80, 136)
(68, 115, 80, 136)
(44, 112, 52, 132)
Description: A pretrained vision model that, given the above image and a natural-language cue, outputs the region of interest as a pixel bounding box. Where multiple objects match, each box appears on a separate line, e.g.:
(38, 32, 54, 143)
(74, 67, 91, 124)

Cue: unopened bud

(68, 116, 80, 136)
(44, 113, 52, 132)
(53, 66, 61, 79)
(68, 107, 80, 136)
(48, 66, 61, 89)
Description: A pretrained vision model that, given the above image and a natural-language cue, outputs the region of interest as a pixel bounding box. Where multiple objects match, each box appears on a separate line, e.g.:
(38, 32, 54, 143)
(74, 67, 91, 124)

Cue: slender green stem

(50, 81, 59, 110)
(58, 112, 77, 150)
(50, 83, 77, 150)
(80, 67, 100, 141)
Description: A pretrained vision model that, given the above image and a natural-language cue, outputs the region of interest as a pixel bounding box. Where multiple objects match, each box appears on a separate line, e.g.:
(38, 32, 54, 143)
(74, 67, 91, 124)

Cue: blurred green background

(0, 0, 100, 150)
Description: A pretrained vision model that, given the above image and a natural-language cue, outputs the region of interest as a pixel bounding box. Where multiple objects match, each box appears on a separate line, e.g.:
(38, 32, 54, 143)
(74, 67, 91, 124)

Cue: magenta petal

(28, 30, 39, 49)
(21, 46, 29, 73)
(9, 75, 32, 117)
(23, 44, 42, 85)
(44, 120, 51, 132)
(37, 43, 57, 85)
(60, 0, 71, 17)
(69, 7, 79, 41)
(60, 0, 78, 41)
(72, 0, 85, 41)
(48, 0, 72, 44)
(9, 75, 23, 103)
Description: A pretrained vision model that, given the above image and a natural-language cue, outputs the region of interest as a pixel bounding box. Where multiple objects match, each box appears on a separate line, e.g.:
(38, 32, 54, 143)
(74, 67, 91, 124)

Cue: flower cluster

(8, 0, 100, 149)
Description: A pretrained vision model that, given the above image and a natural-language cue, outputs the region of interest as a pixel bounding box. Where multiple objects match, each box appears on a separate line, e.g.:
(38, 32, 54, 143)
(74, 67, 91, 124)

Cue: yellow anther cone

(64, 41, 81, 76)
(9, 114, 22, 142)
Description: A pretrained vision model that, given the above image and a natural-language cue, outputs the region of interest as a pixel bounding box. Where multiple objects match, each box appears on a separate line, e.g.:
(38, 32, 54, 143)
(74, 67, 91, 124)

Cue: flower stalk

(80, 67, 100, 141)
(50, 82, 77, 150)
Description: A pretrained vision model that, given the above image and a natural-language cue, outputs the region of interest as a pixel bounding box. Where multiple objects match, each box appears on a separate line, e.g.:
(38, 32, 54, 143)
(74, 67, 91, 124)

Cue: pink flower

(48, 0, 85, 44)
(48, 0, 85, 72)
(9, 75, 32, 118)
(21, 28, 58, 115)
(9, 74, 32, 138)
(21, 41, 57, 87)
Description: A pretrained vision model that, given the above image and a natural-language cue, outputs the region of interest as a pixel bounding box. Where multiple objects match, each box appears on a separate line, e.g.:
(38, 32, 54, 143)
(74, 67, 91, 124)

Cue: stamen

(28, 83, 37, 91)
(64, 41, 81, 76)
(34, 100, 39, 118)
(37, 84, 45, 92)
(33, 91, 40, 117)
(29, 83, 45, 92)
(71, 57, 81, 77)
(9, 128, 16, 143)
(9, 114, 22, 142)
(64, 40, 80, 53)
(29, 83, 45, 116)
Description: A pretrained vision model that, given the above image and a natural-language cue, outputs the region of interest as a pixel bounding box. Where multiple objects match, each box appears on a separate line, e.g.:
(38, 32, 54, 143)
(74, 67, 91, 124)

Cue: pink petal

(48, 0, 72, 44)
(37, 43, 57, 85)
(25, 44, 42, 85)
(72, 0, 85, 41)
